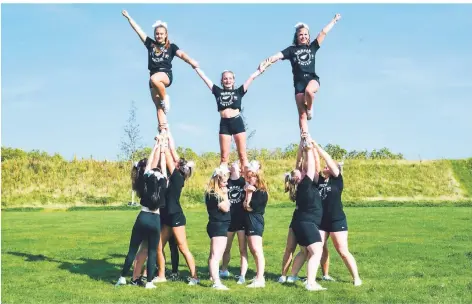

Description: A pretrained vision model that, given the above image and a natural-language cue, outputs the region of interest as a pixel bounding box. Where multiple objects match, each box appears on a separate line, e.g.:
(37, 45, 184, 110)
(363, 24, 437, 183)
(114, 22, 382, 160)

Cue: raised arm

(167, 128, 179, 164)
(243, 69, 263, 92)
(258, 52, 284, 73)
(316, 13, 341, 46)
(305, 139, 315, 181)
(175, 50, 199, 69)
(159, 137, 167, 177)
(313, 139, 340, 177)
(194, 68, 214, 91)
(296, 139, 304, 170)
(312, 142, 321, 184)
(164, 128, 180, 175)
(122, 10, 147, 43)
(145, 137, 160, 172)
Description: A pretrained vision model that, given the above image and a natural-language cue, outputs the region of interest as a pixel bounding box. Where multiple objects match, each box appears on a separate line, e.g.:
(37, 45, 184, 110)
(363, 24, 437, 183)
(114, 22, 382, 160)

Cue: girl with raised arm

(289, 141, 362, 286)
(283, 134, 326, 291)
(258, 14, 341, 134)
(122, 10, 199, 132)
(116, 134, 168, 289)
(154, 127, 199, 286)
(194, 66, 266, 170)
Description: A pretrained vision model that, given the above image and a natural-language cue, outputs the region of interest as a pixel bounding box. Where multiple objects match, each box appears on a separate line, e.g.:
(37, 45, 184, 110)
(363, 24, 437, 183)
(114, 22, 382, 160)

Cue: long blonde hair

(205, 172, 229, 202)
(246, 162, 269, 199)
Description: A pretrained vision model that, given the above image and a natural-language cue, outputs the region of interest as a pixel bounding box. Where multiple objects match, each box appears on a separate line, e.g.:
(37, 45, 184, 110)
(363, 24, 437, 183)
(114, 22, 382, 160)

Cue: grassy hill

(2, 155, 471, 208)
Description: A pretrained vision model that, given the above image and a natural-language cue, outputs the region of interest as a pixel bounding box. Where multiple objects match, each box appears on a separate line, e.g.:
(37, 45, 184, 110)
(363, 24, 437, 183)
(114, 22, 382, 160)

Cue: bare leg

(173, 225, 198, 279)
(221, 231, 235, 271)
(209, 236, 228, 285)
(233, 132, 248, 169)
(248, 235, 265, 280)
(281, 228, 297, 277)
(295, 93, 309, 134)
(219, 134, 232, 167)
(331, 231, 361, 284)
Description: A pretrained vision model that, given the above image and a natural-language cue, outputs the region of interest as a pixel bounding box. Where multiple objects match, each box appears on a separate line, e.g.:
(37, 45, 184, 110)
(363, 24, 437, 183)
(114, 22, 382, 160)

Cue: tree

(119, 101, 143, 161)
(324, 144, 347, 160)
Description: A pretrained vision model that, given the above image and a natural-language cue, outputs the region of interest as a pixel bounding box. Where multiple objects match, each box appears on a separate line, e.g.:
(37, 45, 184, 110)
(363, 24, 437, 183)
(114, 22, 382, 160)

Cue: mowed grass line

(2, 207, 472, 303)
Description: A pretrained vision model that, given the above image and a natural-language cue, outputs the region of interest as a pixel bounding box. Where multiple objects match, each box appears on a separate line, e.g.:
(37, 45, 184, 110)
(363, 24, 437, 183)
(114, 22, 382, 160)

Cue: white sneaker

(246, 277, 265, 288)
(236, 275, 246, 285)
(219, 269, 231, 278)
(161, 95, 170, 114)
(277, 276, 287, 283)
(305, 281, 327, 291)
(212, 281, 230, 290)
(115, 276, 126, 286)
(152, 276, 167, 284)
(307, 109, 313, 120)
(187, 277, 200, 286)
(354, 278, 362, 286)
(145, 282, 156, 289)
(322, 275, 336, 282)
(286, 276, 299, 283)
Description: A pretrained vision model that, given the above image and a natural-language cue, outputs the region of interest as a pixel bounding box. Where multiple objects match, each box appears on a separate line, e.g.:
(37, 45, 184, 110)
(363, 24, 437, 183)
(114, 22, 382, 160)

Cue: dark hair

(143, 171, 167, 211)
(284, 172, 298, 202)
(131, 158, 147, 198)
(177, 158, 193, 181)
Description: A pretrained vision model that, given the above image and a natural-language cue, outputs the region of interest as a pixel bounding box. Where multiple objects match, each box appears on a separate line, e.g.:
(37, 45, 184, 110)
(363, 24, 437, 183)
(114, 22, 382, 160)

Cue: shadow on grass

(7, 251, 122, 284)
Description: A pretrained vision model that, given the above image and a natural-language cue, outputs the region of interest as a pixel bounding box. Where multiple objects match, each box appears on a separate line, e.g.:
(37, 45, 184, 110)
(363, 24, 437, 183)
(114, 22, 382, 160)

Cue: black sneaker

(130, 277, 145, 287)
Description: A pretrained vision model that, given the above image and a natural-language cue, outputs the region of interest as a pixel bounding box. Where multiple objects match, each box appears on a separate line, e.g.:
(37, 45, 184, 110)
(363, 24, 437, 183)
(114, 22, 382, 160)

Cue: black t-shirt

(144, 37, 179, 75)
(281, 39, 320, 81)
(205, 192, 231, 223)
(247, 190, 268, 215)
(228, 177, 246, 220)
(165, 170, 185, 214)
(140, 176, 167, 210)
(317, 174, 345, 221)
(294, 175, 322, 224)
(212, 85, 246, 112)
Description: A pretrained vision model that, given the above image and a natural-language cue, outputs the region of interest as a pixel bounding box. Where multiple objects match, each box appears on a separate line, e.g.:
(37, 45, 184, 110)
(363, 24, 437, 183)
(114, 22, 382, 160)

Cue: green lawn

(2, 207, 471, 303)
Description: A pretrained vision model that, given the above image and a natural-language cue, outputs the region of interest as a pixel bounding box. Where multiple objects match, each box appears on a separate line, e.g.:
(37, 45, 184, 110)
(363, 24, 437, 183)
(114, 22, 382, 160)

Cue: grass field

(2, 206, 471, 303)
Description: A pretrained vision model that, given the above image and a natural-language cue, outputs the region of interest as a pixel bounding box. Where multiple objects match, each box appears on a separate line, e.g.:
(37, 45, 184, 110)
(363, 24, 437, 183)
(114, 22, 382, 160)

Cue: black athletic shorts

(291, 221, 322, 247)
(207, 221, 230, 238)
(149, 70, 173, 88)
(294, 73, 320, 95)
(245, 213, 264, 237)
(161, 212, 186, 228)
(319, 217, 348, 233)
(228, 217, 245, 232)
(219, 114, 246, 135)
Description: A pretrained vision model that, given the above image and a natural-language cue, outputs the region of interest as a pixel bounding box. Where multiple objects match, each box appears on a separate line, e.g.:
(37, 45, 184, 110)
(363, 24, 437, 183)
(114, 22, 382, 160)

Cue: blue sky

(2, 3, 472, 160)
